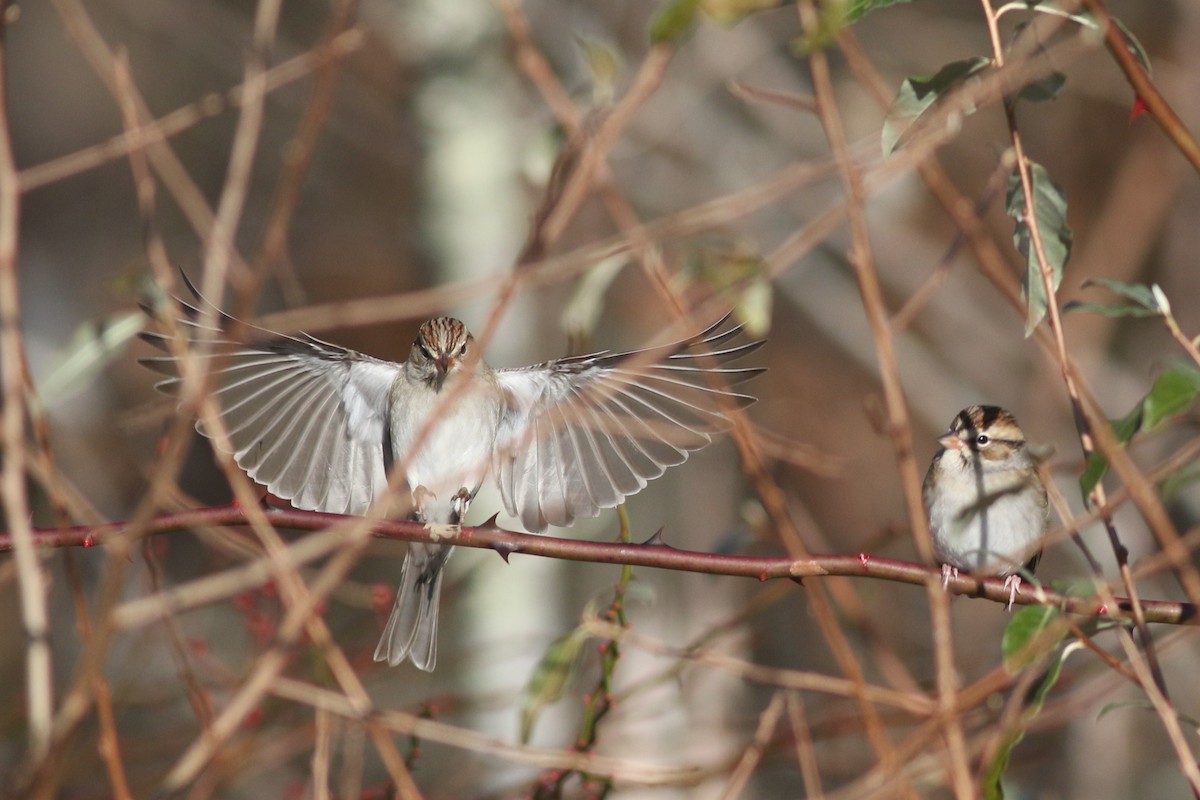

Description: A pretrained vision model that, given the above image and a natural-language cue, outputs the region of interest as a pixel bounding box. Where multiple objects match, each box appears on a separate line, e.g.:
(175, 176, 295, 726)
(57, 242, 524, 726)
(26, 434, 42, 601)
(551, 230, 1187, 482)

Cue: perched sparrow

(922, 405, 1047, 608)
(142, 290, 763, 671)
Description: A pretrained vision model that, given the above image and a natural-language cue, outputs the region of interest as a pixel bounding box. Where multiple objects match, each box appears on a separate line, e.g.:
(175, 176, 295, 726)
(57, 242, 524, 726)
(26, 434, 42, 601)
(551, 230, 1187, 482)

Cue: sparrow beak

(938, 433, 961, 450)
(436, 355, 451, 374)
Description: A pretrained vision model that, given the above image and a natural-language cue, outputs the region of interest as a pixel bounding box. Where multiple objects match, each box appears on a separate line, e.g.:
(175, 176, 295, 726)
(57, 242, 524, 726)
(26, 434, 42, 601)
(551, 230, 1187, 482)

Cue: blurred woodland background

(3, 0, 1200, 797)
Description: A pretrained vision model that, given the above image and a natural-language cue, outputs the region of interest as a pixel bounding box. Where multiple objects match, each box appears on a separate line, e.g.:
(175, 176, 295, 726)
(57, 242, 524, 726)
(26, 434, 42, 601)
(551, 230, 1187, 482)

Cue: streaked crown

(409, 317, 476, 387)
(941, 404, 1028, 462)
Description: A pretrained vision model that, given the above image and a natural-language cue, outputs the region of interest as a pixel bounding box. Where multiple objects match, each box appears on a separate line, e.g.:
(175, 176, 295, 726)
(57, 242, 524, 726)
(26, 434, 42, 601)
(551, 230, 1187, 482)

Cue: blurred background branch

(2, 0, 1200, 797)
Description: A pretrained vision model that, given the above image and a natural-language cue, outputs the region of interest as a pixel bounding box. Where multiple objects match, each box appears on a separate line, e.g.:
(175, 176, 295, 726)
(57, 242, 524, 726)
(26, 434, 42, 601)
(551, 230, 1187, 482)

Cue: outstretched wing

(140, 292, 401, 515)
(493, 317, 764, 532)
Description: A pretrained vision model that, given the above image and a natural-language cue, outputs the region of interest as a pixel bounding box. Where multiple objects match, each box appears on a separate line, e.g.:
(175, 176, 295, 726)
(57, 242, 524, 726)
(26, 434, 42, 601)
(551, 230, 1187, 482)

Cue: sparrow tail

(373, 543, 454, 671)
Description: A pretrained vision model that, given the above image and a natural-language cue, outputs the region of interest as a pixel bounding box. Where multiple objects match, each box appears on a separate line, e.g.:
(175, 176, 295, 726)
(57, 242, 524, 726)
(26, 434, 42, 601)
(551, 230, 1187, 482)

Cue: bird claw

(411, 485, 436, 522)
(941, 563, 958, 591)
(451, 487, 472, 521)
(1003, 574, 1021, 611)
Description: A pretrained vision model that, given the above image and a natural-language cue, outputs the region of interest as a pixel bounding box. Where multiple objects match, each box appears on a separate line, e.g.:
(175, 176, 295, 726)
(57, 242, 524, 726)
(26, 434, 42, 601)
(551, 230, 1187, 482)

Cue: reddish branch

(11, 503, 1196, 626)
(1081, 0, 1200, 176)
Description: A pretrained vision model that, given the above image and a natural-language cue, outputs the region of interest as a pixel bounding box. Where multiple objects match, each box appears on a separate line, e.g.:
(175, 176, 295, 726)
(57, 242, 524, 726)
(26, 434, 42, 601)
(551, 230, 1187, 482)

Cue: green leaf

(1021, 2, 1151, 73)
(1018, 0, 1092, 25)
(1150, 285, 1172, 316)
(684, 246, 773, 336)
(38, 311, 146, 402)
(575, 36, 624, 106)
(1110, 404, 1143, 443)
(1142, 365, 1200, 430)
(1097, 699, 1152, 720)
(1081, 400, 1141, 497)
(790, 1, 853, 54)
(686, 248, 763, 291)
(1002, 605, 1066, 673)
(649, 0, 702, 43)
(700, 0, 782, 27)
(1098, 700, 1200, 729)
(844, 0, 915, 24)
(1018, 70, 1066, 102)
(1010, 24, 1067, 103)
(1007, 162, 1071, 335)
(882, 57, 989, 155)
(984, 634, 1079, 799)
(1063, 278, 1161, 318)
(519, 628, 590, 743)
(1110, 15, 1153, 73)
(1081, 277, 1158, 308)
(1048, 577, 1096, 599)
(1062, 300, 1160, 319)
(735, 276, 773, 337)
(1158, 457, 1200, 504)
(1079, 452, 1108, 498)
(1079, 364, 1200, 499)
(982, 761, 1008, 799)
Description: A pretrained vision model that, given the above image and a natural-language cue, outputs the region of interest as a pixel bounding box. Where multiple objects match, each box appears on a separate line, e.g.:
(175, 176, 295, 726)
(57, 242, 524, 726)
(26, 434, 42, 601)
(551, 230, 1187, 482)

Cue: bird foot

(411, 485, 436, 522)
(451, 487, 472, 521)
(1003, 574, 1022, 611)
(941, 563, 958, 591)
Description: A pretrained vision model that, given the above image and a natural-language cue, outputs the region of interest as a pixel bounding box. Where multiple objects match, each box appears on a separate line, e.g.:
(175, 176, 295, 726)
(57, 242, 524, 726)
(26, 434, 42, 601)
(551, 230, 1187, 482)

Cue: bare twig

(18, 29, 366, 194)
(716, 690, 786, 800)
(239, 0, 360, 310)
(786, 692, 827, 799)
(0, 2, 55, 767)
(801, 2, 948, 793)
(60, 553, 132, 800)
(268, 677, 705, 787)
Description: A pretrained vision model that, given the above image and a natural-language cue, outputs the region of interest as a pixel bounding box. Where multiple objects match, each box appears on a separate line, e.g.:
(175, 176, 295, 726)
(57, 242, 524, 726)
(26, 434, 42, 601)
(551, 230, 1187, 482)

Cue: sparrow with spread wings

(143, 288, 763, 671)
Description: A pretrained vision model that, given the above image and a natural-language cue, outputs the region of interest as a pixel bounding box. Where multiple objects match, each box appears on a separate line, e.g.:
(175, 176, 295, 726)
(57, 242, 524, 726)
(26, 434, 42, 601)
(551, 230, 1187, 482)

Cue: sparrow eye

(417, 341, 434, 360)
(457, 342, 468, 357)
(975, 434, 990, 446)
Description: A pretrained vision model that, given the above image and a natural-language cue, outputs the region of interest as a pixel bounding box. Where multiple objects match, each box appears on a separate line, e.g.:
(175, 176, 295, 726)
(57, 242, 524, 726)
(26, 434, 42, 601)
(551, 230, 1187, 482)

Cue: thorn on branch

(640, 528, 667, 547)
(493, 541, 520, 563)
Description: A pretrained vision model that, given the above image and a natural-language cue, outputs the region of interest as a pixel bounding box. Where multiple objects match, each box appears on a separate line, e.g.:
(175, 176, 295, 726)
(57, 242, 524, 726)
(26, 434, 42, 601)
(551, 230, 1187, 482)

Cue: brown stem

(13, 503, 1196, 627)
(1079, 0, 1200, 175)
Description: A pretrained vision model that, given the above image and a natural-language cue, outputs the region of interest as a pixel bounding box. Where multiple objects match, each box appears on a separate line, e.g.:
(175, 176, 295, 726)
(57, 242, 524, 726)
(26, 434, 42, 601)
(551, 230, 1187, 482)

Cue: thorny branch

(9, 504, 1197, 627)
